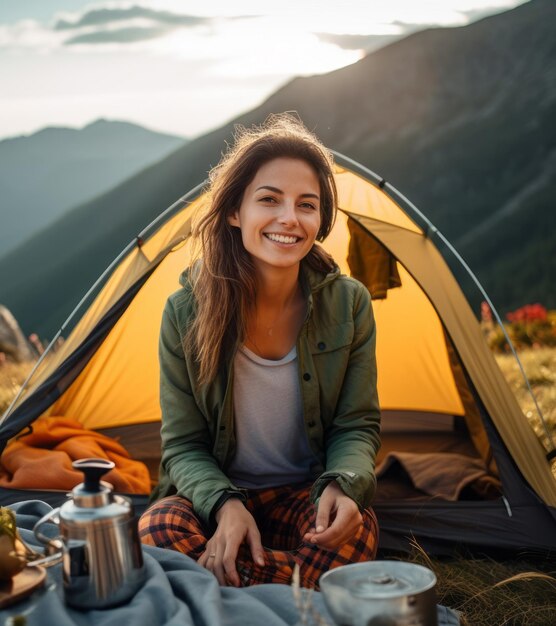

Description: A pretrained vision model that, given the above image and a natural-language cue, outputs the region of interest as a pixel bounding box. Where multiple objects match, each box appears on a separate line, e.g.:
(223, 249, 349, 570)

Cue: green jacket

(152, 262, 381, 527)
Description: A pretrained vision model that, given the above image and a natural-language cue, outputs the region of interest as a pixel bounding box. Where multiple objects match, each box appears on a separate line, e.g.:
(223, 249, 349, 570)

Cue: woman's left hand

(303, 480, 362, 550)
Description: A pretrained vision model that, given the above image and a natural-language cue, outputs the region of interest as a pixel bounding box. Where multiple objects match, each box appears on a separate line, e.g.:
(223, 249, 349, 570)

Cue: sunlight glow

(156, 17, 363, 77)
(0, 0, 529, 139)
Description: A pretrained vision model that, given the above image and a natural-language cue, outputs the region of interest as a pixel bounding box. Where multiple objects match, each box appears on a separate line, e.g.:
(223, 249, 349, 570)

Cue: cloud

(315, 32, 399, 53)
(50, 5, 262, 47)
(54, 6, 210, 31)
(49, 4, 221, 47)
(0, 19, 62, 50)
(65, 25, 169, 45)
(0, 4, 258, 52)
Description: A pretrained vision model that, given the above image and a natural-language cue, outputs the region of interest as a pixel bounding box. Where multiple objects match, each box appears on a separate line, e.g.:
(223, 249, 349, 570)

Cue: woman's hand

(303, 480, 362, 550)
(198, 498, 265, 587)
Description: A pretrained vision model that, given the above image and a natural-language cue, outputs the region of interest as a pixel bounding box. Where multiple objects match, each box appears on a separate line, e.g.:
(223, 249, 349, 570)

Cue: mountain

(0, 0, 553, 338)
(0, 120, 186, 257)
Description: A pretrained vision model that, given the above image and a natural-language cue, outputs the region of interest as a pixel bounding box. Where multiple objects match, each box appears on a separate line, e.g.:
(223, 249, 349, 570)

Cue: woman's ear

(228, 211, 240, 227)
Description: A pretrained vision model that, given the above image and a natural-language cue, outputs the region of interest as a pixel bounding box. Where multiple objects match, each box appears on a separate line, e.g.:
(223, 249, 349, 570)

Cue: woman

(139, 114, 381, 589)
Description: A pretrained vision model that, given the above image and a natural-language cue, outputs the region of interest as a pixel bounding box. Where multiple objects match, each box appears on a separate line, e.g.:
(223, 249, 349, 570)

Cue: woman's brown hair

(188, 113, 338, 385)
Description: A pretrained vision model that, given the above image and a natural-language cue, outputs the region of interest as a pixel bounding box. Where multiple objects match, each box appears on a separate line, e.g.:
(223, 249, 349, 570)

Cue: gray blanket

(1, 500, 460, 626)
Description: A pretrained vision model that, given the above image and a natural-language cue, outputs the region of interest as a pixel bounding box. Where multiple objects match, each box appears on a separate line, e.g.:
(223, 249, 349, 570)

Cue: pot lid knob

(72, 458, 115, 493)
(371, 575, 395, 585)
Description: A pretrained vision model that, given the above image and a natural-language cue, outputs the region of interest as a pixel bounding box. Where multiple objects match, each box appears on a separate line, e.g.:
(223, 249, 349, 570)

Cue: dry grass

(494, 347, 556, 451)
(406, 541, 556, 626)
(0, 360, 34, 416)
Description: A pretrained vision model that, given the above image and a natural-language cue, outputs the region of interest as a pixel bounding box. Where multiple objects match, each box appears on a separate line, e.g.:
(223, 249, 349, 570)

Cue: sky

(0, 0, 528, 141)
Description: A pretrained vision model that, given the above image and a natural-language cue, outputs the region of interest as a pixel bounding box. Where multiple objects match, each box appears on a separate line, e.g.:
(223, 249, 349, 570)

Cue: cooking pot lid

(320, 561, 437, 600)
(350, 562, 436, 599)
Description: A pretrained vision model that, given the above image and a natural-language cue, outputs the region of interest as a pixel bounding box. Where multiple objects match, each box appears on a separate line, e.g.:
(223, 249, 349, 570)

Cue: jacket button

(317, 342, 326, 350)
(219, 425, 226, 431)
(308, 420, 316, 428)
(303, 373, 311, 381)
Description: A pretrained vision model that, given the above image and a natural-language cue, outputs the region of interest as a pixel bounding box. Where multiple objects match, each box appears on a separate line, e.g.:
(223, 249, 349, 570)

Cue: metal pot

(34, 458, 145, 610)
(320, 560, 438, 626)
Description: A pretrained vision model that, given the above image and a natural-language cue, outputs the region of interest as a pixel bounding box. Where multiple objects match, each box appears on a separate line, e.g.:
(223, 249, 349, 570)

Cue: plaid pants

(138, 482, 378, 588)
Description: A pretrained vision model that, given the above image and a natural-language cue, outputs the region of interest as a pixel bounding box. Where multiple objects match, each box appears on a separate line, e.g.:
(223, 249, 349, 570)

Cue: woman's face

(228, 157, 322, 275)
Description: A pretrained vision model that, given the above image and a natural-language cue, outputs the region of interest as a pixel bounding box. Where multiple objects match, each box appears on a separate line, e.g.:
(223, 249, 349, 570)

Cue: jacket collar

(299, 260, 341, 322)
(300, 259, 340, 295)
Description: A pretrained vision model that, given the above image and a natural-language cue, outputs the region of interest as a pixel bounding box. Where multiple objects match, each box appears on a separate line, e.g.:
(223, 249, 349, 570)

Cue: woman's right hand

(197, 498, 265, 587)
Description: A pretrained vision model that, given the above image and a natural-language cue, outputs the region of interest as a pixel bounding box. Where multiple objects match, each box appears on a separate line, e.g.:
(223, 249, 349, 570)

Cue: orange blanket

(0, 416, 151, 494)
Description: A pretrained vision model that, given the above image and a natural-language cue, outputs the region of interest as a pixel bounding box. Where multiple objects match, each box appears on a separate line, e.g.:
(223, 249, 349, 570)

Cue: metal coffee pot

(34, 458, 146, 609)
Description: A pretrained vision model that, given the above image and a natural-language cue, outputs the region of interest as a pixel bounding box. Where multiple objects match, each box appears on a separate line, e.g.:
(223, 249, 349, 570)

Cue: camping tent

(1, 154, 555, 555)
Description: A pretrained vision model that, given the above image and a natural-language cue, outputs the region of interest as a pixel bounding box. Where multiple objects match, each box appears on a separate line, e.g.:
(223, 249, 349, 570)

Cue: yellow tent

(1, 155, 554, 553)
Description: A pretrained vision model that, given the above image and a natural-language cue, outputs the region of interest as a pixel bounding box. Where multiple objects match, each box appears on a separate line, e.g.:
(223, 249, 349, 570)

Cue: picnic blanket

(1, 500, 460, 626)
(0, 416, 151, 494)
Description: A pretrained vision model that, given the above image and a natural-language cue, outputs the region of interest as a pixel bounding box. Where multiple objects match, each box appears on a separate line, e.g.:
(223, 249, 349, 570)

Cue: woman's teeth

(265, 233, 299, 244)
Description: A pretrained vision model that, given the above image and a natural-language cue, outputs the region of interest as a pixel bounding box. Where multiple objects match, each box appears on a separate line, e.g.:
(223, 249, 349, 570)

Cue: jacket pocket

(310, 321, 354, 355)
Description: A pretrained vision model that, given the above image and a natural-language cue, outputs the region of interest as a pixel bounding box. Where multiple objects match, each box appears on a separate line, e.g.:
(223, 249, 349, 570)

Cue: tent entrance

(376, 413, 500, 504)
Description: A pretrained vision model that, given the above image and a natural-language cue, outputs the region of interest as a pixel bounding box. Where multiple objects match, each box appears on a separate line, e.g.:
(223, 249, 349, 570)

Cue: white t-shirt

(227, 344, 316, 489)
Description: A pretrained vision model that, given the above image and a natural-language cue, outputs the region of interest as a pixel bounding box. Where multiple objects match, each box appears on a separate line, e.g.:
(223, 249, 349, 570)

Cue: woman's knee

(359, 506, 379, 558)
(138, 496, 207, 556)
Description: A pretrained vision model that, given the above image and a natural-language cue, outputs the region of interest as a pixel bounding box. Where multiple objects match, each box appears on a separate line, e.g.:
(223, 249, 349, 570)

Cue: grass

(0, 361, 34, 416)
(494, 347, 556, 453)
(1, 348, 556, 624)
(406, 542, 556, 626)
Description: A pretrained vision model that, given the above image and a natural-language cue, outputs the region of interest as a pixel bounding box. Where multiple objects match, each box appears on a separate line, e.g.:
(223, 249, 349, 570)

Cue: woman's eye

(259, 196, 277, 203)
(300, 202, 317, 210)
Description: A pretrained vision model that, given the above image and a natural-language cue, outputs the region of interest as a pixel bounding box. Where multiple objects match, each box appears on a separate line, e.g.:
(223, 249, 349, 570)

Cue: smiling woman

(138, 113, 381, 589)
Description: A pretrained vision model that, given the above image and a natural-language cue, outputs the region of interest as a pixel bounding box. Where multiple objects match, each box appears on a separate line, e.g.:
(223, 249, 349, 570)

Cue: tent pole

(332, 150, 555, 454)
(137, 181, 207, 241)
(428, 228, 554, 453)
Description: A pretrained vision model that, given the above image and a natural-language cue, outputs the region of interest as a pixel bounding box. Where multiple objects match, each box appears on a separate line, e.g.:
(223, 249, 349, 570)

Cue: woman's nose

(278, 202, 298, 227)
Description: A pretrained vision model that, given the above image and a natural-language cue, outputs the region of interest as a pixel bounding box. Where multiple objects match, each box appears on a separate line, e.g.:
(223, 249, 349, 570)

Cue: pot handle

(33, 507, 62, 552)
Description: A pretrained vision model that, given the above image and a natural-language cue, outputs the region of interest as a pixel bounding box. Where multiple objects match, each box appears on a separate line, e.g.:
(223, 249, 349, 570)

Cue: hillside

(0, 0, 553, 338)
(0, 120, 186, 258)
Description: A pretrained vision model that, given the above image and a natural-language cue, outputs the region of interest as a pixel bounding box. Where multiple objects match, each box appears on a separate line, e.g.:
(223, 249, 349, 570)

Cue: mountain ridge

(0, 119, 187, 258)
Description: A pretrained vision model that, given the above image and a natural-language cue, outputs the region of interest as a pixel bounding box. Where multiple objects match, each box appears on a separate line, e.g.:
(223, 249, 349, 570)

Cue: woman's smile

(264, 232, 302, 245)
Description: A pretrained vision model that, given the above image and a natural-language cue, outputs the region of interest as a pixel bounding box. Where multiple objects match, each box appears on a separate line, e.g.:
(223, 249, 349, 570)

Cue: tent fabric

(1, 155, 554, 555)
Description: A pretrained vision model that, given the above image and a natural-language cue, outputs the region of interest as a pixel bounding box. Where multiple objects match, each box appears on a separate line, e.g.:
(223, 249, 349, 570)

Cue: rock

(0, 305, 35, 362)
